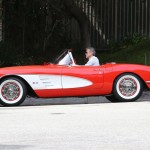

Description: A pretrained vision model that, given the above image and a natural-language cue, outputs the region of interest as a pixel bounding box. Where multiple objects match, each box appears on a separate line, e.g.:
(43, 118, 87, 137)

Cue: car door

(61, 65, 104, 97)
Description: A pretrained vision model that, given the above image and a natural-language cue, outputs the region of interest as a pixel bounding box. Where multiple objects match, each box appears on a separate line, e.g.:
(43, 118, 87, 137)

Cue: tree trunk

(62, 0, 91, 49)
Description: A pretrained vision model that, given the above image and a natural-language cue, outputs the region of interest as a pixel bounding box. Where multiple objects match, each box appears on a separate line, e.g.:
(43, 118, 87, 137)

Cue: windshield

(53, 50, 68, 64)
(52, 49, 75, 66)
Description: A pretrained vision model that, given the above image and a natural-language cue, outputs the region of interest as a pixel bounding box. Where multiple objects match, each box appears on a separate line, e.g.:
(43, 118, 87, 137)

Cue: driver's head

(85, 47, 96, 59)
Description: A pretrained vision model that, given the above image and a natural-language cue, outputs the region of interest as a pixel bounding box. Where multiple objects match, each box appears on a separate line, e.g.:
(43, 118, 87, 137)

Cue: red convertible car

(0, 50, 150, 106)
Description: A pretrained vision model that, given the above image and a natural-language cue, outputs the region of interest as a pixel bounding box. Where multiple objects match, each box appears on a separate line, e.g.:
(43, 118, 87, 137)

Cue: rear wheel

(0, 77, 27, 106)
(112, 74, 143, 102)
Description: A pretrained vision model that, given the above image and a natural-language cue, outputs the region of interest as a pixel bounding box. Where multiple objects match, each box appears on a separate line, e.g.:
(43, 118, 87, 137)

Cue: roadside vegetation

(1, 1, 150, 67)
(98, 36, 150, 66)
(0, 35, 150, 67)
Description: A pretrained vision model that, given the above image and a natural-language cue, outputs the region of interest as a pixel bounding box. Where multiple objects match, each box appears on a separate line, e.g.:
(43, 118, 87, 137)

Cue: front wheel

(112, 74, 143, 102)
(0, 78, 27, 106)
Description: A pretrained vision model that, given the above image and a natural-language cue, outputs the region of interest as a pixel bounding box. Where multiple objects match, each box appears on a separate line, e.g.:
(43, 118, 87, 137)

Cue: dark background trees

(3, 0, 91, 52)
(0, 0, 150, 66)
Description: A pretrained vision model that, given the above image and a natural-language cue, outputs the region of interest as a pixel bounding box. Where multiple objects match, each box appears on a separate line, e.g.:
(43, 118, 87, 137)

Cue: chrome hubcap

(1, 82, 20, 101)
(119, 78, 137, 97)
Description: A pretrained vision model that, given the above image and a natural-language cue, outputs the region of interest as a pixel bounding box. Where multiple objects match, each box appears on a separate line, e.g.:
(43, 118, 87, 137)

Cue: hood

(0, 64, 61, 76)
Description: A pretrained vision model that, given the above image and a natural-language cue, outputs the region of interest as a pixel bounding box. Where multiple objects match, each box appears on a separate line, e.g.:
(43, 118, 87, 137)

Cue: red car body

(0, 51, 150, 106)
(0, 63, 150, 96)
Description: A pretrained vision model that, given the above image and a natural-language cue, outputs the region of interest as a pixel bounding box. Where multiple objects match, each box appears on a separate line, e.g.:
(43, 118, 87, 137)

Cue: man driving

(85, 47, 100, 66)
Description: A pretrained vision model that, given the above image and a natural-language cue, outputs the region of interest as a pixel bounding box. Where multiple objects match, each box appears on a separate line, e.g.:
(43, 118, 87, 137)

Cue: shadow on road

(0, 92, 150, 107)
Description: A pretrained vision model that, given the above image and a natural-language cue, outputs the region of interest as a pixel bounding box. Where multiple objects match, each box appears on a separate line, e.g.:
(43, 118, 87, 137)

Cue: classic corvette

(0, 50, 150, 106)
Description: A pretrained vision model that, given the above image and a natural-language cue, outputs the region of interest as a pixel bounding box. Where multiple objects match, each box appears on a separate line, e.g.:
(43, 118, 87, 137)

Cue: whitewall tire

(113, 74, 143, 102)
(0, 77, 27, 106)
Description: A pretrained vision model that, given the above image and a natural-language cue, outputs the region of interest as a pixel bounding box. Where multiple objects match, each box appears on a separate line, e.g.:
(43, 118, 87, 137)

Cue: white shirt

(85, 56, 100, 66)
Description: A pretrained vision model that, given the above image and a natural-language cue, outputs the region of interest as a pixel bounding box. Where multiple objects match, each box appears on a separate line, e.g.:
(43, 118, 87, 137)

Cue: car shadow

(0, 92, 150, 107)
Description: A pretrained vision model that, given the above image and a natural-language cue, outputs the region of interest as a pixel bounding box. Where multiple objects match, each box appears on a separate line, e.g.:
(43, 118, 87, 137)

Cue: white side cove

(18, 75, 93, 90)
(62, 76, 92, 89)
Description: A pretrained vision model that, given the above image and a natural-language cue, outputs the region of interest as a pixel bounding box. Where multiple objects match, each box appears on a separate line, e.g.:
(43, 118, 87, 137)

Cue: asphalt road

(0, 94, 150, 150)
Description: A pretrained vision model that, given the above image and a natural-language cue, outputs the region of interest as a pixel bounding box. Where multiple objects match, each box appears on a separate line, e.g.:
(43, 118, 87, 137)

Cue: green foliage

(0, 39, 150, 67)
(107, 34, 149, 50)
(122, 34, 148, 48)
(97, 39, 150, 65)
